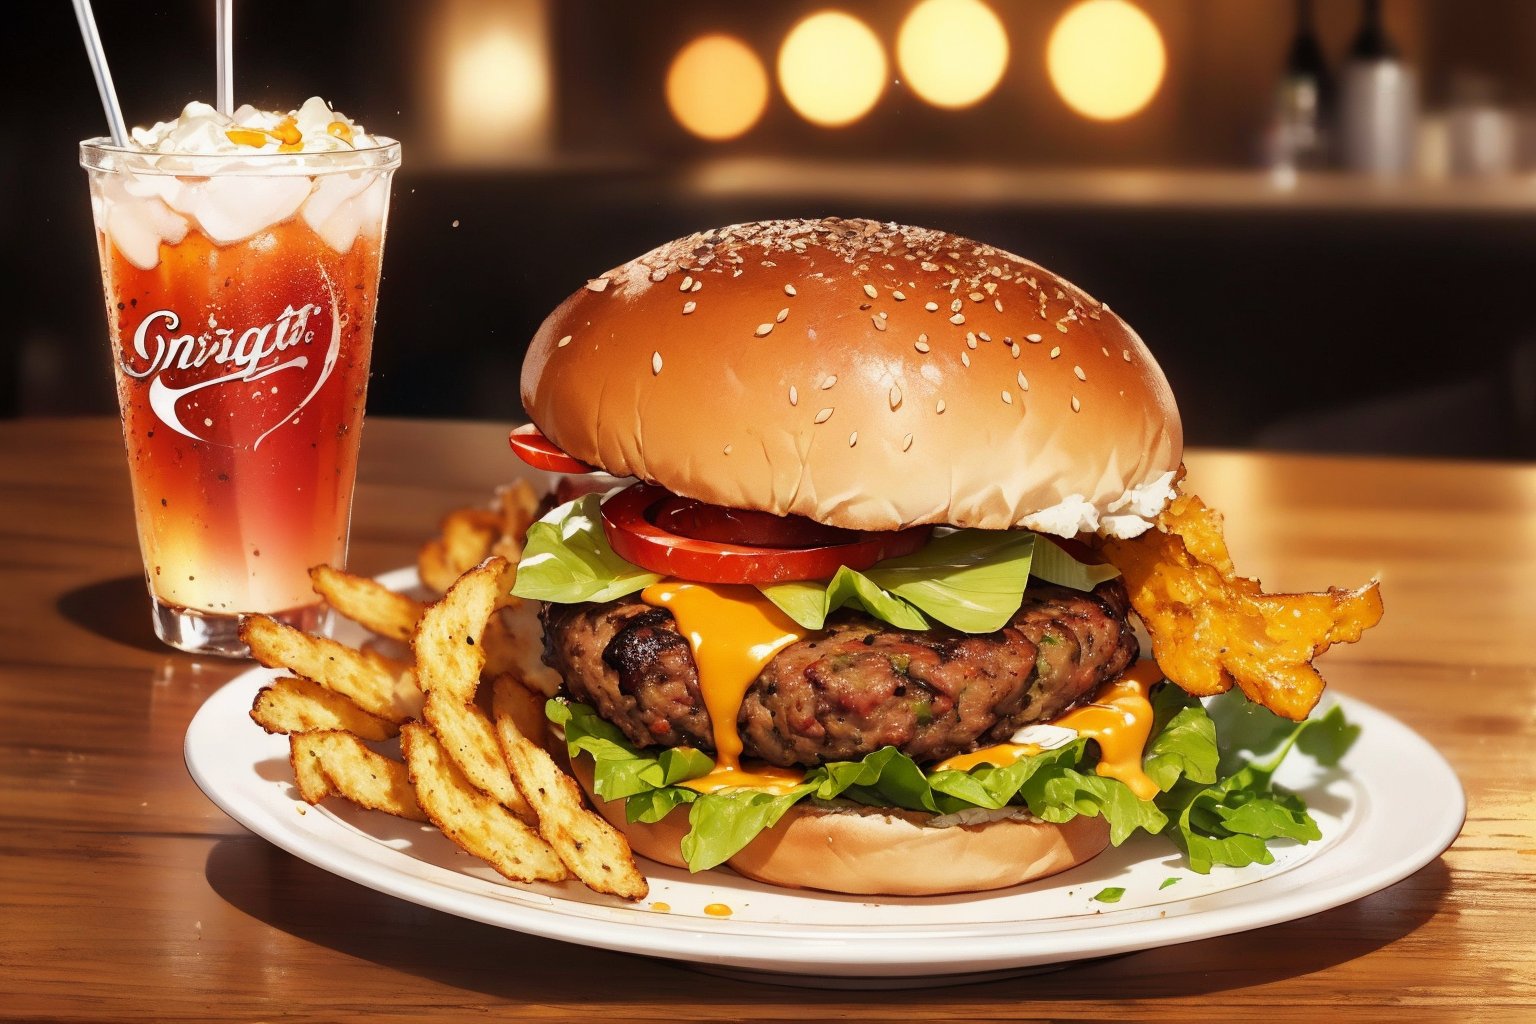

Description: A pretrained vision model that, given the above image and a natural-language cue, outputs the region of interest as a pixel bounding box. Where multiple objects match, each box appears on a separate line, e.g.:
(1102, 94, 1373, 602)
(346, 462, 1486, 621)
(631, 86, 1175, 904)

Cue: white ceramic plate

(186, 568, 1464, 984)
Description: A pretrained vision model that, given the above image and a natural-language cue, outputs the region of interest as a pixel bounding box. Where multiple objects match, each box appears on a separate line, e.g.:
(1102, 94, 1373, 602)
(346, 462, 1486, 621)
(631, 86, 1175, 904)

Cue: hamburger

(508, 218, 1382, 896)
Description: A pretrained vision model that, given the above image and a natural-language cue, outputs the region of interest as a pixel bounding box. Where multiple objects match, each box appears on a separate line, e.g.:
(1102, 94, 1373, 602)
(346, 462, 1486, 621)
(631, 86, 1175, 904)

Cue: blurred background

(7, 0, 1536, 457)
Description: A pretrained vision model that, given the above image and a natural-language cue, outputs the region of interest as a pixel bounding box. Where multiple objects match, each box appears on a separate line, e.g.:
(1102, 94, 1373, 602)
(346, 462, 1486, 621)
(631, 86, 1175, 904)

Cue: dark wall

(8, 0, 1535, 459)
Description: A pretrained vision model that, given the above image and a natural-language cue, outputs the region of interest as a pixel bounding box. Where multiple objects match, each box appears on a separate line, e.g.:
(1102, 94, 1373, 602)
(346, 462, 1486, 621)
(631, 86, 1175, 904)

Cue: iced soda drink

(81, 98, 400, 656)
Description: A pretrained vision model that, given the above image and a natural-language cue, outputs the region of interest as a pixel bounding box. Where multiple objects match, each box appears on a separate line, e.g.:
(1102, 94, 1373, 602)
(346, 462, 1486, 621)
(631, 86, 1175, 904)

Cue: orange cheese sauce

(640, 581, 806, 780)
(934, 660, 1164, 801)
(703, 903, 733, 917)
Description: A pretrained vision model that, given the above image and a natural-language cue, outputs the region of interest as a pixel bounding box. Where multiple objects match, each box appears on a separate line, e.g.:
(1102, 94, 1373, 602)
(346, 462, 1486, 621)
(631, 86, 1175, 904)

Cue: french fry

(290, 730, 427, 822)
(484, 601, 562, 696)
(242, 615, 423, 723)
(416, 539, 460, 595)
(415, 558, 535, 820)
(309, 564, 425, 643)
(400, 723, 569, 884)
(251, 676, 396, 741)
(492, 676, 648, 900)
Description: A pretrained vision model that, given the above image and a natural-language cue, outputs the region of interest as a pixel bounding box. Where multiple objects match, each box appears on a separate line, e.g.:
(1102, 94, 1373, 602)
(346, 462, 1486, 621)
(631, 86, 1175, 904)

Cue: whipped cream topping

(86, 99, 396, 270)
(130, 97, 378, 155)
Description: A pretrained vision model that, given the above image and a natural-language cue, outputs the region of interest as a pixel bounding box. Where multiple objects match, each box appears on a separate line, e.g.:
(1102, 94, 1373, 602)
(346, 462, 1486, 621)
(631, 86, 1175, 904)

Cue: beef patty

(540, 581, 1138, 767)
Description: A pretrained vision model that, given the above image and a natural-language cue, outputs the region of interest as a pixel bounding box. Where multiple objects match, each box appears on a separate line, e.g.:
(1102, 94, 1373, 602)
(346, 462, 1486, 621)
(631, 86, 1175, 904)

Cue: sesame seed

(784, 283, 797, 296)
(969, 291, 984, 302)
(936, 399, 946, 414)
(849, 431, 858, 447)
(994, 299, 1004, 313)
(755, 323, 773, 337)
(1010, 344, 1021, 358)
(777, 307, 790, 323)
(863, 283, 879, 299)
(925, 302, 939, 312)
(1050, 346, 1062, 359)
(680, 276, 693, 292)
(649, 269, 667, 283)
(879, 310, 888, 319)
(950, 298, 963, 313)
(961, 351, 971, 367)
(651, 352, 663, 375)
(789, 385, 799, 406)
(586, 277, 610, 293)
(978, 332, 991, 342)
(815, 407, 834, 424)
(902, 433, 914, 451)
(872, 316, 887, 332)
(949, 313, 966, 325)
(682, 301, 696, 315)
(691, 279, 703, 292)
(920, 261, 939, 271)
(889, 384, 902, 409)
(723, 443, 733, 455)
(914, 340, 931, 353)
(1026, 333, 1042, 342)
(1101, 346, 1110, 357)
(821, 375, 837, 390)
(1018, 371, 1030, 390)
(1071, 396, 1081, 413)
(1074, 365, 1087, 381)
(966, 333, 978, 349)
(1123, 350, 1132, 362)
(1001, 390, 1013, 405)
(893, 290, 906, 301)
(556, 335, 572, 348)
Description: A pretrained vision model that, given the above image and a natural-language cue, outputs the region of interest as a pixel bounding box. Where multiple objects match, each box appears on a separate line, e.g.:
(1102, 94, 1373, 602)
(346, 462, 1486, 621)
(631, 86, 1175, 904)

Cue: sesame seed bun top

(520, 218, 1183, 537)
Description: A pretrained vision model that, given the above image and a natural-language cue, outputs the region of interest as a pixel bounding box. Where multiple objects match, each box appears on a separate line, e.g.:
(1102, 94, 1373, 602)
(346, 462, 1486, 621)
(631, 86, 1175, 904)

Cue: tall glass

(80, 139, 401, 656)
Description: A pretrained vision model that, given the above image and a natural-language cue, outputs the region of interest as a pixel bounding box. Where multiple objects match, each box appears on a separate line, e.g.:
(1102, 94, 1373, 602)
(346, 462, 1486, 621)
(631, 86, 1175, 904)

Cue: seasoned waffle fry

(309, 564, 425, 642)
(290, 729, 426, 821)
(400, 722, 569, 884)
(491, 675, 648, 900)
(415, 558, 534, 819)
(251, 676, 396, 741)
(241, 615, 423, 722)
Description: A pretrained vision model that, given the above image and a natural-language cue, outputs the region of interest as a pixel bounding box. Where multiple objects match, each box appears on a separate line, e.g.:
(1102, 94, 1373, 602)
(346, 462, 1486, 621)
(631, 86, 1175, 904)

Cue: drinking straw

(215, 0, 234, 115)
(70, 0, 128, 146)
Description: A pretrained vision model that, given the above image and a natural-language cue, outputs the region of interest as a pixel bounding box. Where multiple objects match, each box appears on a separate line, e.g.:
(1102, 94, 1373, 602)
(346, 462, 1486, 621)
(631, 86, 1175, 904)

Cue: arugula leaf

(1092, 887, 1126, 904)
(1159, 877, 1180, 890)
(758, 566, 930, 632)
(510, 494, 660, 604)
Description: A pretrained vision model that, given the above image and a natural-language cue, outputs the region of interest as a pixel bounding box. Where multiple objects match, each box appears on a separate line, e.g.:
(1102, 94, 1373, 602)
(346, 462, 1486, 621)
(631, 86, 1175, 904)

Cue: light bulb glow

(666, 34, 769, 141)
(897, 0, 1009, 109)
(777, 10, 887, 128)
(1046, 0, 1166, 122)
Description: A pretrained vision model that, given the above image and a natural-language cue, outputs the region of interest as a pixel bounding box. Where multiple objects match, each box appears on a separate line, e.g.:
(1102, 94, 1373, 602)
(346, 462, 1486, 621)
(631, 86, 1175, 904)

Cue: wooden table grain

(2, 416, 1533, 1023)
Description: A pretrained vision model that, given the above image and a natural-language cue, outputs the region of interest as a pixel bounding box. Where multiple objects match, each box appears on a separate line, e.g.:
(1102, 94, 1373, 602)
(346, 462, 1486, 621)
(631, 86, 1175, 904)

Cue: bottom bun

(568, 752, 1109, 896)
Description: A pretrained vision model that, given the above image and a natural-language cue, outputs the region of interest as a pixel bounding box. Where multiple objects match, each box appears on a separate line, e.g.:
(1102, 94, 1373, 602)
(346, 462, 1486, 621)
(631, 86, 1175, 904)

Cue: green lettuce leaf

(509, 494, 661, 604)
(1141, 685, 1220, 792)
(1156, 702, 1359, 873)
(759, 528, 1043, 633)
(1029, 535, 1123, 591)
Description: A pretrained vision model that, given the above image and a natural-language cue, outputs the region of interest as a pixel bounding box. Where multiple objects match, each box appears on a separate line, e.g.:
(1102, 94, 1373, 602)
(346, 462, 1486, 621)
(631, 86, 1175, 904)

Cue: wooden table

(3, 416, 1533, 1022)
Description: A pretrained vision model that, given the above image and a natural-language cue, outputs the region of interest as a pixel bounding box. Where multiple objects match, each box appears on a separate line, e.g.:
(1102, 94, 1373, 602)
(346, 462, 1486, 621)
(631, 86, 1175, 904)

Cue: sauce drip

(704, 903, 733, 917)
(932, 660, 1164, 801)
(641, 581, 805, 780)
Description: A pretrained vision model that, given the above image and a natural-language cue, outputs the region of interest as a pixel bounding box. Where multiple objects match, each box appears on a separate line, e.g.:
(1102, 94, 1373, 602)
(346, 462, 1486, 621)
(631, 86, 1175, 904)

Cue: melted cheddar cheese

(641, 581, 807, 792)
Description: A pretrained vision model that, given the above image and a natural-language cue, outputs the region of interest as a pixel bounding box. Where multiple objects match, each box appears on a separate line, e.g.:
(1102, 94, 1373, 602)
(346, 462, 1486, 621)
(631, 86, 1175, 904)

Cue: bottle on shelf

(1338, 0, 1418, 175)
(1269, 0, 1333, 172)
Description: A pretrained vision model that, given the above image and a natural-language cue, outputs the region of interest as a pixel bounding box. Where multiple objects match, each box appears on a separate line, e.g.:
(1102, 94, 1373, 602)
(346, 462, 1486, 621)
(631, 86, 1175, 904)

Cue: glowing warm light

(432, 0, 551, 164)
(1046, 0, 1166, 121)
(666, 35, 770, 141)
(777, 11, 887, 128)
(897, 0, 1009, 109)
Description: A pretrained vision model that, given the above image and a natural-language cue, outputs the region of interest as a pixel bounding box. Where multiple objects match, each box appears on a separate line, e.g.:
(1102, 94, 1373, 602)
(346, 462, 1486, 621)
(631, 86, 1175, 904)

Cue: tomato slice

(509, 424, 595, 474)
(651, 494, 860, 549)
(601, 483, 932, 584)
